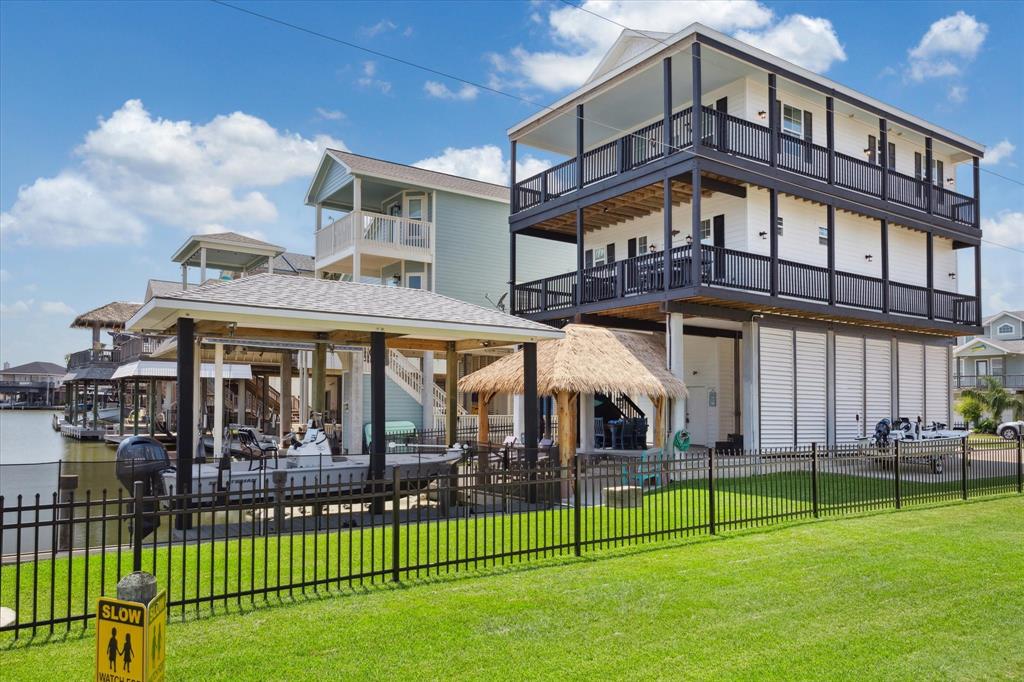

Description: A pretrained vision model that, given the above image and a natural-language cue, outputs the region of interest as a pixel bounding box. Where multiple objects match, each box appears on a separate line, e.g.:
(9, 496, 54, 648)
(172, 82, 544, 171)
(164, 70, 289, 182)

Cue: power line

(979, 167, 1024, 188)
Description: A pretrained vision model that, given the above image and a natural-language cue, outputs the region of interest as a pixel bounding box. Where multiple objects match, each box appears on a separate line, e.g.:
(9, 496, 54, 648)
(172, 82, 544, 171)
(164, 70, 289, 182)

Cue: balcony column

(576, 103, 584, 191)
(237, 378, 247, 425)
(880, 219, 890, 314)
(973, 156, 981, 229)
(691, 43, 702, 153)
(180, 263, 188, 290)
(213, 342, 224, 457)
(974, 243, 982, 327)
(92, 381, 99, 430)
(688, 172, 701, 288)
(509, 231, 517, 315)
(510, 140, 518, 212)
(769, 188, 779, 296)
(199, 247, 207, 284)
(132, 377, 140, 436)
(926, 232, 935, 320)
(925, 138, 933, 214)
(576, 208, 584, 304)
(445, 341, 458, 448)
(825, 97, 835, 185)
(668, 313, 685, 436)
(663, 55, 672, 155)
(523, 342, 539, 458)
(768, 74, 778, 167)
(311, 341, 326, 417)
(827, 205, 836, 306)
(370, 332, 386, 513)
(175, 317, 195, 528)
(421, 351, 435, 430)
(279, 350, 292, 441)
(879, 119, 889, 201)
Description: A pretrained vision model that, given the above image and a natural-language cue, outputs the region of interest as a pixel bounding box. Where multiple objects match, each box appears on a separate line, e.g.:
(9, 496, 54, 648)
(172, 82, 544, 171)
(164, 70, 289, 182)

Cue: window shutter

(606, 243, 616, 263)
(887, 142, 896, 170)
(803, 111, 813, 162)
(868, 135, 877, 165)
(627, 238, 637, 259)
(585, 249, 593, 268)
(935, 160, 944, 186)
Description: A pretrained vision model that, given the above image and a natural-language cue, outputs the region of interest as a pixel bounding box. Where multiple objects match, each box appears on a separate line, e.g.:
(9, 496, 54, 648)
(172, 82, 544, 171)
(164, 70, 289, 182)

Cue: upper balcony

(67, 347, 121, 370)
(315, 209, 434, 273)
(508, 28, 983, 237)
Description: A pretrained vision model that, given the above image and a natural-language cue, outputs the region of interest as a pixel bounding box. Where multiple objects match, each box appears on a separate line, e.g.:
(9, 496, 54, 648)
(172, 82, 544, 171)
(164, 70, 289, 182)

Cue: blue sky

(1, 0, 1022, 366)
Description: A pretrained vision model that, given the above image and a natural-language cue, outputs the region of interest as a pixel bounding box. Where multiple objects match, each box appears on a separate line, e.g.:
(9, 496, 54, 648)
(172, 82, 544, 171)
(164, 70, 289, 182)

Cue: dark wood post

(523, 342, 538, 456)
(509, 140, 518, 213)
(664, 174, 673, 290)
(575, 207, 585, 305)
(827, 204, 836, 306)
(689, 171, 701, 288)
(973, 156, 982, 326)
(175, 317, 195, 529)
(880, 219, 890, 314)
(663, 55, 672, 155)
(926, 232, 935, 319)
(974, 243, 982, 326)
(769, 188, 779, 296)
(370, 331, 386, 483)
(768, 74, 778, 167)
(576, 103, 584, 190)
(973, 156, 981, 229)
(925, 137, 933, 214)
(445, 341, 458, 447)
(825, 96, 835, 184)
(691, 44, 702, 152)
(879, 118, 888, 201)
(509, 231, 517, 315)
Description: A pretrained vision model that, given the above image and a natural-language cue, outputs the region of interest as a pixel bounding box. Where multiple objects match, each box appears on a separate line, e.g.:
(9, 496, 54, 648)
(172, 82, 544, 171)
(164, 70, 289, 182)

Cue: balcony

(513, 244, 977, 326)
(953, 375, 1024, 390)
(67, 348, 120, 369)
(315, 210, 433, 271)
(513, 107, 978, 229)
(116, 335, 163, 363)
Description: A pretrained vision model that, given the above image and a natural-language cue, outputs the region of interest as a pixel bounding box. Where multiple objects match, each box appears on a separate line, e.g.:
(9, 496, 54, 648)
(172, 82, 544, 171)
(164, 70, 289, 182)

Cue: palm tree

(961, 376, 1024, 422)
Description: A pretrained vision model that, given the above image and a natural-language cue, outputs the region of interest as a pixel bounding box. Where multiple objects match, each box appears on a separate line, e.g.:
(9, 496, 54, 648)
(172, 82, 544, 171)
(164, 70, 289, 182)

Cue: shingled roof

(71, 301, 142, 330)
(0, 361, 66, 375)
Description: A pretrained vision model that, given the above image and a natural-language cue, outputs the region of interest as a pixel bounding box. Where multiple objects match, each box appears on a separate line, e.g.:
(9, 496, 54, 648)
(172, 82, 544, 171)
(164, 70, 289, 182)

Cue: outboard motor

(115, 436, 173, 540)
(871, 418, 892, 447)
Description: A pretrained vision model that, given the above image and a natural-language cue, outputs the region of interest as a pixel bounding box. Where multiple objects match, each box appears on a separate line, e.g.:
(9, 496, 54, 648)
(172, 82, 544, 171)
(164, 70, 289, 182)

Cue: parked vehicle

(998, 420, 1023, 440)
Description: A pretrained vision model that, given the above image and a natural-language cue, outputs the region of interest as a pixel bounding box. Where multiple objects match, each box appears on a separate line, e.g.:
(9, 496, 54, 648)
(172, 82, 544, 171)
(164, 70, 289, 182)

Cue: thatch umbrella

(71, 301, 143, 347)
(459, 324, 688, 465)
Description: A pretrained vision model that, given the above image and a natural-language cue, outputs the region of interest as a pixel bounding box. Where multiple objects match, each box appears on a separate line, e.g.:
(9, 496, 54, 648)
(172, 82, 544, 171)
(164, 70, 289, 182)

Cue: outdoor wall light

(757, 110, 767, 119)
(758, 231, 768, 239)
(949, 272, 957, 280)
(864, 254, 873, 262)
(685, 234, 692, 244)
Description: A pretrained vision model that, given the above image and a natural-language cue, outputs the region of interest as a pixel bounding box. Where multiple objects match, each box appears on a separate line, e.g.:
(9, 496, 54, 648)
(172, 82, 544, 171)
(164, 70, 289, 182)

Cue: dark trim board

(565, 313, 742, 339)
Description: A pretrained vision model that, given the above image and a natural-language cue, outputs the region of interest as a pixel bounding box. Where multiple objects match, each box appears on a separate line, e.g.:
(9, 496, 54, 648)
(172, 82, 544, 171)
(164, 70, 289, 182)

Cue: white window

(992, 358, 1005, 375)
(818, 226, 829, 246)
(638, 236, 648, 254)
(997, 323, 1014, 335)
(700, 219, 711, 244)
(593, 246, 607, 266)
(782, 105, 803, 137)
(776, 216, 784, 236)
(407, 274, 423, 290)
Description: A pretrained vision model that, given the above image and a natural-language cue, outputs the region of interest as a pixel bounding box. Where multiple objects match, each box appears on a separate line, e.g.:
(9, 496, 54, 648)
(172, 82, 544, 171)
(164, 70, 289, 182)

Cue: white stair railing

(362, 347, 467, 416)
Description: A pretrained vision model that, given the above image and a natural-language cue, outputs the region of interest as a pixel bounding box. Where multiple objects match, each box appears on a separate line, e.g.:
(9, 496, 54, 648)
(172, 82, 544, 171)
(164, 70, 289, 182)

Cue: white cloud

(1, 99, 344, 247)
(947, 85, 967, 104)
(906, 12, 988, 82)
(980, 139, 1015, 166)
(315, 107, 345, 121)
(0, 299, 33, 316)
(357, 61, 392, 94)
(981, 211, 1024, 247)
(40, 301, 75, 315)
(362, 20, 397, 37)
(735, 15, 846, 74)
(423, 81, 480, 101)
(414, 145, 550, 186)
(489, 1, 844, 93)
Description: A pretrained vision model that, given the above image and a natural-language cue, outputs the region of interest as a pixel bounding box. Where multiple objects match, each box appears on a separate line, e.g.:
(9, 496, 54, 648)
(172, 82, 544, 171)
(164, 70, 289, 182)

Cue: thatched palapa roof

(71, 301, 143, 330)
(459, 324, 687, 399)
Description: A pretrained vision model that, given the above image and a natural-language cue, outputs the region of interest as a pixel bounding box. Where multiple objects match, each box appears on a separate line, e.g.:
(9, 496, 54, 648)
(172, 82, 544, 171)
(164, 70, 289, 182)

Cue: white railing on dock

(315, 210, 433, 264)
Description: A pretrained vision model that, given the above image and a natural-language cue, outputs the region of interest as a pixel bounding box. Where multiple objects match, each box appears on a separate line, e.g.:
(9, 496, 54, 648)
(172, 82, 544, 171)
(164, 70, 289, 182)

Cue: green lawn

(3, 496, 1022, 680)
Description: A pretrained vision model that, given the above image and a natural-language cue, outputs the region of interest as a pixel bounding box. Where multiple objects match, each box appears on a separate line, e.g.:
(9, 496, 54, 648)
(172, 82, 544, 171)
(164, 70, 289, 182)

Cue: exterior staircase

(362, 347, 468, 417)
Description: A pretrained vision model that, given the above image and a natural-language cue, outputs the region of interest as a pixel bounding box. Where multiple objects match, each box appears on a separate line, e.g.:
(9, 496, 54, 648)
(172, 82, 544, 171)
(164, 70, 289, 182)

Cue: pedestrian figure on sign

(107, 627, 119, 671)
(122, 632, 135, 672)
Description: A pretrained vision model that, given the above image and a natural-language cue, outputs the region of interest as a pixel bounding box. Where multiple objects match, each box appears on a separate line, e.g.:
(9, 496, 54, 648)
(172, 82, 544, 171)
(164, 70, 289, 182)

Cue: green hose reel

(672, 430, 691, 453)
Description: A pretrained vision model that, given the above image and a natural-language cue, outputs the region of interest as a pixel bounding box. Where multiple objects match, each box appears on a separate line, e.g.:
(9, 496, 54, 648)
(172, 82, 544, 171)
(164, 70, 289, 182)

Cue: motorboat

(201, 423, 280, 456)
(856, 417, 970, 474)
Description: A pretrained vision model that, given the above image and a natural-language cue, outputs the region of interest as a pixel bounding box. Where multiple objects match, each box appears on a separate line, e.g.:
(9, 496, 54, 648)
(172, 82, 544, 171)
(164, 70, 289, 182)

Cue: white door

(795, 330, 827, 446)
(759, 327, 795, 448)
(835, 335, 866, 442)
(925, 345, 949, 425)
(865, 338, 892, 428)
(402, 194, 426, 247)
(898, 342, 924, 421)
(686, 386, 709, 446)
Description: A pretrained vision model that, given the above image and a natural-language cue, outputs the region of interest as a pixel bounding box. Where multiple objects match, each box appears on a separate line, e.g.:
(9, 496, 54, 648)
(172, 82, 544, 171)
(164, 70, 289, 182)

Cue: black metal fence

(2, 437, 1021, 638)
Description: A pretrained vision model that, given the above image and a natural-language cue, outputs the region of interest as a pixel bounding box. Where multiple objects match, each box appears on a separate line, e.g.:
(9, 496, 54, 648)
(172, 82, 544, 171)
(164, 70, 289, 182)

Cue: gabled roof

(305, 150, 509, 206)
(585, 30, 673, 85)
(953, 337, 1022, 355)
(171, 231, 285, 270)
(0, 361, 66, 375)
(983, 310, 1024, 326)
(71, 301, 143, 330)
(248, 252, 315, 276)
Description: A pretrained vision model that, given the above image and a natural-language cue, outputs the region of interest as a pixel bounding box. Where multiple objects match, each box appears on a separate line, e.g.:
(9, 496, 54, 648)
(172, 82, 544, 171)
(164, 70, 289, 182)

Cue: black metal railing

(1, 438, 1020, 638)
(778, 258, 830, 302)
(777, 134, 829, 182)
(702, 108, 771, 163)
(835, 271, 884, 311)
(66, 348, 120, 369)
(953, 374, 1024, 389)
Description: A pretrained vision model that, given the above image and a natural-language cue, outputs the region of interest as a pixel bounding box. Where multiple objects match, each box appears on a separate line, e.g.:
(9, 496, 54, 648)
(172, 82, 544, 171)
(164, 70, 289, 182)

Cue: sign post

(96, 583, 166, 682)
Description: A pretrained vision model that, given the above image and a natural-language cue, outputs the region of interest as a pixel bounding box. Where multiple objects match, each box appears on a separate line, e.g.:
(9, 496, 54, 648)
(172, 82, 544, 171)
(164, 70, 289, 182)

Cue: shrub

(974, 417, 998, 434)
(955, 396, 984, 426)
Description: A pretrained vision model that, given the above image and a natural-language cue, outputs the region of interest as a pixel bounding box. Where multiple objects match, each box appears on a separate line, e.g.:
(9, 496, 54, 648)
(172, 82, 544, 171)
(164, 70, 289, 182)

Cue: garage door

(760, 327, 795, 448)
(835, 335, 865, 442)
(865, 338, 892, 427)
(925, 345, 950, 426)
(795, 330, 827, 446)
(898, 342, 925, 421)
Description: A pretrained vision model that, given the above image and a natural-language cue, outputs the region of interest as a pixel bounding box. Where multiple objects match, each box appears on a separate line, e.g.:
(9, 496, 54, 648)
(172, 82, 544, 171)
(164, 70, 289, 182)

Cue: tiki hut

(71, 301, 143, 347)
(459, 324, 688, 464)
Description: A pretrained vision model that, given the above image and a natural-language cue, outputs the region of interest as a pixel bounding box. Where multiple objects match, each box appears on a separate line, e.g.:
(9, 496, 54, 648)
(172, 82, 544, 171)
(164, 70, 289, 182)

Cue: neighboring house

(954, 311, 1024, 419)
(0, 361, 66, 407)
(305, 151, 574, 444)
(506, 25, 984, 448)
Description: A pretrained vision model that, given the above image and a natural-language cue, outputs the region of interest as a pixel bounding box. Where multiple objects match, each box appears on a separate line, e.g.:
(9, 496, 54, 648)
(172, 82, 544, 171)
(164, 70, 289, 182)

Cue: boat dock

(58, 422, 107, 440)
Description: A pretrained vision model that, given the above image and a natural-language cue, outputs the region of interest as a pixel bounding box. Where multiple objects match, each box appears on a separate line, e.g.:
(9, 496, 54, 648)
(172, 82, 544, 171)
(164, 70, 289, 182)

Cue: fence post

(1017, 435, 1022, 494)
(573, 454, 582, 557)
(392, 466, 401, 582)
(707, 447, 716, 535)
(960, 437, 969, 500)
(810, 443, 820, 518)
(893, 440, 902, 510)
(133, 480, 144, 572)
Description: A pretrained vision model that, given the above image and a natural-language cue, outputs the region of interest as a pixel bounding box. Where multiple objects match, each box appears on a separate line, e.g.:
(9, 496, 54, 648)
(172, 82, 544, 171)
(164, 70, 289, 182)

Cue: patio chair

(620, 450, 663, 488)
(633, 418, 648, 449)
(238, 428, 279, 471)
(593, 418, 605, 448)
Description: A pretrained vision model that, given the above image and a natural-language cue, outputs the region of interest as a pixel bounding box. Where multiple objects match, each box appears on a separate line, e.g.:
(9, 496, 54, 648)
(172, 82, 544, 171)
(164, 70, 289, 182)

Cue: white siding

(759, 327, 795, 448)
(835, 211, 882, 278)
(795, 330, 828, 446)
(835, 335, 866, 442)
(865, 339, 892, 426)
(898, 342, 925, 420)
(925, 345, 950, 425)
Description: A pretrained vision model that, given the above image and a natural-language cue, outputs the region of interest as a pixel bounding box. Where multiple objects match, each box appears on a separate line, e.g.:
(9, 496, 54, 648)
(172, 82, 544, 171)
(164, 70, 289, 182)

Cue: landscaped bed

(3, 496, 1022, 680)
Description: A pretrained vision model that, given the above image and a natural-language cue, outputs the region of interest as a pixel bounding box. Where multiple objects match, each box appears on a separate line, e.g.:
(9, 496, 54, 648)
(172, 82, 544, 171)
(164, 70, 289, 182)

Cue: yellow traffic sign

(96, 590, 167, 682)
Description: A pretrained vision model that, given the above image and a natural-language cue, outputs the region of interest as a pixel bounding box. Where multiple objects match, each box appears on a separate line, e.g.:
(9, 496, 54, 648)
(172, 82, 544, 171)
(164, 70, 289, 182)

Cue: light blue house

(305, 150, 573, 450)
